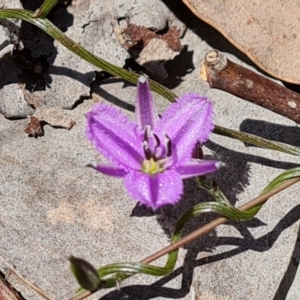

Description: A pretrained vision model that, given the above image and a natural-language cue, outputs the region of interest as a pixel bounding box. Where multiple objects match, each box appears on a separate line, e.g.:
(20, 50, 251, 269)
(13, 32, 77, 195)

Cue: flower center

(141, 126, 172, 175)
(142, 157, 167, 174)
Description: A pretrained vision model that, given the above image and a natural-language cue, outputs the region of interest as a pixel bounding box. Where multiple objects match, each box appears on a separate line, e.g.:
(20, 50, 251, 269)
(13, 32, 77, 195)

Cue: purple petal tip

(216, 162, 226, 169)
(86, 162, 98, 169)
(139, 76, 147, 83)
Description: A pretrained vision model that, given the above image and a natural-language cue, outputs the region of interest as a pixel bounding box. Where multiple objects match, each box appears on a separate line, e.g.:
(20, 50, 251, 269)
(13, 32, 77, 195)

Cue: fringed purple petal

(177, 160, 224, 179)
(86, 104, 143, 171)
(135, 76, 158, 128)
(88, 163, 128, 177)
(124, 170, 183, 209)
(155, 94, 214, 164)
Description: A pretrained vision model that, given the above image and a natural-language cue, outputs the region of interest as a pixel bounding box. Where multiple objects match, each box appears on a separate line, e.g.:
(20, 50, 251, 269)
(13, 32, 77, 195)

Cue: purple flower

(86, 76, 223, 209)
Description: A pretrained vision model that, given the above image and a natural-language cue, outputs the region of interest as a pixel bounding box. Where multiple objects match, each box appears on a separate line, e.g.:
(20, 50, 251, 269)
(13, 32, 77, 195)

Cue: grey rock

(0, 84, 34, 118)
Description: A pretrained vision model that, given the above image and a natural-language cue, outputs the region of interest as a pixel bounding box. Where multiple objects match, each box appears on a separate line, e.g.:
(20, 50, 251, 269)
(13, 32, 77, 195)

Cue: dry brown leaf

(183, 0, 300, 84)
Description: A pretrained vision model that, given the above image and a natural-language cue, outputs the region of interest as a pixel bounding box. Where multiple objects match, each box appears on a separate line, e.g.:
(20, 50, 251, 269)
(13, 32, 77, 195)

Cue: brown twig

(0, 256, 55, 300)
(70, 177, 300, 300)
(0, 272, 24, 300)
(200, 49, 300, 123)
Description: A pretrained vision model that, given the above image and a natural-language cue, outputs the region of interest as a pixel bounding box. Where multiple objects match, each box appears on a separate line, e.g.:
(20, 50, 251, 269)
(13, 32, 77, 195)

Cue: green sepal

(69, 256, 101, 292)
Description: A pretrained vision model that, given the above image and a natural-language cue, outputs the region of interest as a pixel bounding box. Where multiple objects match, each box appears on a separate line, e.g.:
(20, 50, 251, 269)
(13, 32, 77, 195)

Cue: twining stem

(1, 9, 300, 157)
(70, 176, 300, 300)
(140, 177, 300, 263)
(0, 9, 177, 102)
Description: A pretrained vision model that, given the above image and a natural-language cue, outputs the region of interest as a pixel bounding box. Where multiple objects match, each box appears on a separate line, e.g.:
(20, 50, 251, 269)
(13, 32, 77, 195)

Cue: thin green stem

(71, 174, 300, 300)
(34, 0, 58, 18)
(214, 125, 300, 156)
(1, 9, 299, 156)
(0, 9, 176, 102)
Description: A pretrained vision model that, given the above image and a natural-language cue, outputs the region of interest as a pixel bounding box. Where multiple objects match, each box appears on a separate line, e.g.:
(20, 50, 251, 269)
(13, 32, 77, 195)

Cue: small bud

(69, 256, 101, 291)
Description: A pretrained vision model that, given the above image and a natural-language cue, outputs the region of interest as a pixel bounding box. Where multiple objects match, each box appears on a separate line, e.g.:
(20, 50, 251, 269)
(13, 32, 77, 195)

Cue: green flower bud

(69, 256, 101, 291)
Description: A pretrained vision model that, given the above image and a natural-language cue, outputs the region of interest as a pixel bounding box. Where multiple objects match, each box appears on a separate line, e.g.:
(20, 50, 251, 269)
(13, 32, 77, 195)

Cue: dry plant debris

(113, 21, 183, 78)
(200, 49, 300, 123)
(183, 0, 300, 84)
(24, 116, 43, 137)
(122, 23, 182, 52)
(0, 272, 24, 300)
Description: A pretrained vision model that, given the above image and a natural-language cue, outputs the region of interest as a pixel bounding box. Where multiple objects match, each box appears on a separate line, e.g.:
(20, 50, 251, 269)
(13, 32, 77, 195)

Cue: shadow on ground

(0, 0, 73, 90)
(240, 119, 300, 147)
(99, 204, 300, 300)
(125, 135, 300, 300)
